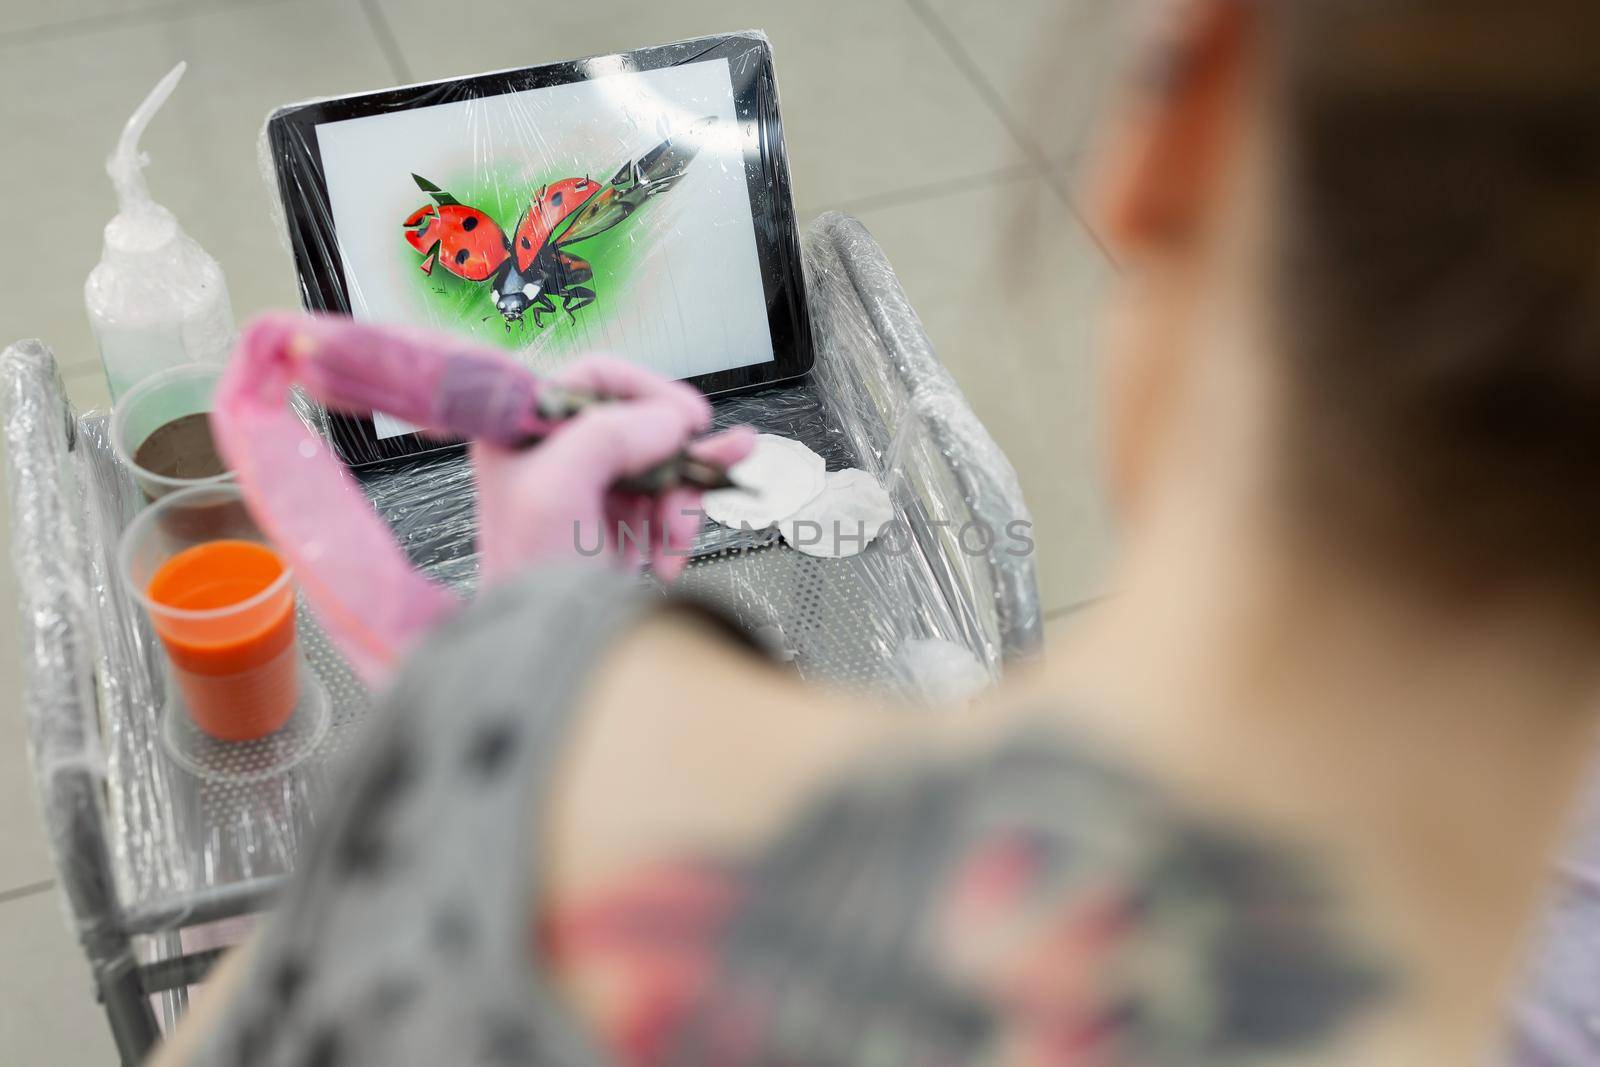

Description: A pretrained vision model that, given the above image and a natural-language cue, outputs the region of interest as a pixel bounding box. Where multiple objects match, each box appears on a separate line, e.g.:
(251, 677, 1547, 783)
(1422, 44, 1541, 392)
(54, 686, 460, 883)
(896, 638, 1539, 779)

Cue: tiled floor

(0, 0, 1128, 1058)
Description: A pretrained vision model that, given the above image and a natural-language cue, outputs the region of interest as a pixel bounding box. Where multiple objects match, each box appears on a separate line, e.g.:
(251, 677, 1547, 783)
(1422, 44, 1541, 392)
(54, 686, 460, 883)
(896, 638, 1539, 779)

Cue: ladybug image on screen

(403, 117, 716, 330)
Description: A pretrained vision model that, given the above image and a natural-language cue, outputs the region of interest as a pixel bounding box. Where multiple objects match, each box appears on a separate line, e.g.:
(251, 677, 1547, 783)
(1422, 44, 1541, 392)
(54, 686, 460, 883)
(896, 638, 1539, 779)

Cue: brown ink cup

(110, 362, 233, 505)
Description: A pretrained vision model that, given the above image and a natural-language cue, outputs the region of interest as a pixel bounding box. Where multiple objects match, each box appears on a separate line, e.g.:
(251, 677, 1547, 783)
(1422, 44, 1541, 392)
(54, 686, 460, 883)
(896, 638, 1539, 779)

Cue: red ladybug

(403, 117, 715, 330)
(402, 202, 507, 281)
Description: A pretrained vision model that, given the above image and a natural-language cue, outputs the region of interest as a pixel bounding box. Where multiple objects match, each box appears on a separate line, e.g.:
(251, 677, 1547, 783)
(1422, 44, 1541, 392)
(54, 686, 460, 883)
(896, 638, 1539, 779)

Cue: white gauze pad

(702, 433, 826, 529)
(778, 468, 895, 558)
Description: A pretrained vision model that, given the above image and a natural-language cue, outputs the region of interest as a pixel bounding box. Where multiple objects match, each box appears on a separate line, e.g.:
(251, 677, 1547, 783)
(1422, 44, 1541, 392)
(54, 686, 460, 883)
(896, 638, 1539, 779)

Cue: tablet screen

(312, 58, 773, 440)
(267, 34, 811, 465)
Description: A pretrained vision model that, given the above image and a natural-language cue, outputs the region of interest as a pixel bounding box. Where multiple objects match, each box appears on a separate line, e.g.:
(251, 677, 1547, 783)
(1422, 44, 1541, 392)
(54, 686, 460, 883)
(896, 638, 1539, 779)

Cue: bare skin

(152, 3, 1600, 1065)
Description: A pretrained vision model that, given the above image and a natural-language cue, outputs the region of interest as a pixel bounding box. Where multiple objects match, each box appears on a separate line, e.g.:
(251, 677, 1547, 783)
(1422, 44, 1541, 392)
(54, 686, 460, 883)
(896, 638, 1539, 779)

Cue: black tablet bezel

(266, 32, 812, 467)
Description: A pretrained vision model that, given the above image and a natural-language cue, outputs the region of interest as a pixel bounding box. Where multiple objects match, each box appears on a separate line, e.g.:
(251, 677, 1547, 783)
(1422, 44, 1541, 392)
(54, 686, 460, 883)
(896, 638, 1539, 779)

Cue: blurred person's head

(1092, 0, 1600, 617)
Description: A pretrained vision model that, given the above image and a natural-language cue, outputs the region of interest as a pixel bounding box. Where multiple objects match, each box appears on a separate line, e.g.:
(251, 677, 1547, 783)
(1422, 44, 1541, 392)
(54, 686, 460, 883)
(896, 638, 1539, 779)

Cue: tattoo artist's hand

(472, 357, 754, 584)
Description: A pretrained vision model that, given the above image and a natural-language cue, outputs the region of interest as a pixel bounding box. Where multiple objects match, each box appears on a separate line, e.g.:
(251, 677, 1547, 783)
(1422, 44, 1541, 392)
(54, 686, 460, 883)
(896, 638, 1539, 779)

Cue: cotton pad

(702, 433, 826, 529)
(777, 468, 895, 558)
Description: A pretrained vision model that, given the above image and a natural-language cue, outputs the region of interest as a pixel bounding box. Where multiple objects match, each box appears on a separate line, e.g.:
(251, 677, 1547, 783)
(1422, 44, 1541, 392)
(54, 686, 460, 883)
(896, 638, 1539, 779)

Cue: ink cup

(119, 484, 326, 779)
(111, 363, 232, 503)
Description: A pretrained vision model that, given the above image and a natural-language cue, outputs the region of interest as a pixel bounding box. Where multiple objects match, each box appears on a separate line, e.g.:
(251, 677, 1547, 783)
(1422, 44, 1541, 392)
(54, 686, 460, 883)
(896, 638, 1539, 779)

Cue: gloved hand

(472, 356, 755, 584)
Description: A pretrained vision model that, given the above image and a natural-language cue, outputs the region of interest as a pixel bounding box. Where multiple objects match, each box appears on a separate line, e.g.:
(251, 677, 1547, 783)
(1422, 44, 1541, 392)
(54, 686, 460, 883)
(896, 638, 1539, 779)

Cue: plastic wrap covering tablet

(260, 31, 809, 468)
(355, 212, 1043, 683)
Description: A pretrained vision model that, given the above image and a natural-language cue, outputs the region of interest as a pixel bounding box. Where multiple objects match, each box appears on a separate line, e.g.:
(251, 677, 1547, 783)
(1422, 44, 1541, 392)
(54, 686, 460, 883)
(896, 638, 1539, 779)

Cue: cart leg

(51, 773, 162, 1063)
(98, 962, 161, 1065)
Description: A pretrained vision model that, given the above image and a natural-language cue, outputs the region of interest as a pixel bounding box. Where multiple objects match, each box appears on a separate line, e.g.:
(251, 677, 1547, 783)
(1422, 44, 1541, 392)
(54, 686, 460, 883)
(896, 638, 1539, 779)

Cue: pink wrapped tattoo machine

(209, 312, 735, 686)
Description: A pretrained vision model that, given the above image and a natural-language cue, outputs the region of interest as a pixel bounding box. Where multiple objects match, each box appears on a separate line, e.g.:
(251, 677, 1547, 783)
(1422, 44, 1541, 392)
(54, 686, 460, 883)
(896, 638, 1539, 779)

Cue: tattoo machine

(283, 313, 737, 492)
(208, 312, 731, 686)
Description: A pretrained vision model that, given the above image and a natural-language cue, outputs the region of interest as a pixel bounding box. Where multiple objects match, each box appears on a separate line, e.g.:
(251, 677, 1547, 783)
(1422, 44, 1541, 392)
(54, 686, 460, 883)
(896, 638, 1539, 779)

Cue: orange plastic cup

(120, 485, 300, 741)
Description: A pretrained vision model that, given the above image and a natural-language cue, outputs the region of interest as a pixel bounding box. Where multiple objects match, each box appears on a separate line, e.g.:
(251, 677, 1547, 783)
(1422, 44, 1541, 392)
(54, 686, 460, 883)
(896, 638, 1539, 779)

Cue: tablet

(265, 32, 812, 466)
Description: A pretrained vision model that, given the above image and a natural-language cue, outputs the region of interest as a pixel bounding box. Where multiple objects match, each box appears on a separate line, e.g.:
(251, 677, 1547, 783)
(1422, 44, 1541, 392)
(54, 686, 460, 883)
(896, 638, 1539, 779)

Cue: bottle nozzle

(108, 61, 186, 218)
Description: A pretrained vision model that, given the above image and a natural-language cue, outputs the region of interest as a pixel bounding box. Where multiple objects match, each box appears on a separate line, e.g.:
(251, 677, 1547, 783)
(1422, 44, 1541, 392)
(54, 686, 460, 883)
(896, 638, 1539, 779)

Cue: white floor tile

(64, 366, 114, 414)
(372, 0, 1029, 216)
(848, 176, 1117, 614)
(0, 0, 395, 376)
(1, 0, 174, 38)
(0, 888, 116, 1063)
(919, 0, 1138, 162)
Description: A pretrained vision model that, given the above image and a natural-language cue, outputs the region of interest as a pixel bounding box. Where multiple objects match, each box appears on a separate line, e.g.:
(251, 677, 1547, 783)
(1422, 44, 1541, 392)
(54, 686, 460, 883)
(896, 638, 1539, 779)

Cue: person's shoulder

(555, 661, 1396, 1067)
(724, 723, 1393, 1065)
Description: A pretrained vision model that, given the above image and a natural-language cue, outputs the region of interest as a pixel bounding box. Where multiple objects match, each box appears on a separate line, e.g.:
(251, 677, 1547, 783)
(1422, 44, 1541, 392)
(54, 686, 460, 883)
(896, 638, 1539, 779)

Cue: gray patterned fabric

(188, 566, 668, 1067)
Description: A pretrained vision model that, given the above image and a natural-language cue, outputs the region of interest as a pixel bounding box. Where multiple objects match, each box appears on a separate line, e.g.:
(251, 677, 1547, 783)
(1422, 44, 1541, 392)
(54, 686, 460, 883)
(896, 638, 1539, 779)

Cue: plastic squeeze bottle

(85, 62, 236, 403)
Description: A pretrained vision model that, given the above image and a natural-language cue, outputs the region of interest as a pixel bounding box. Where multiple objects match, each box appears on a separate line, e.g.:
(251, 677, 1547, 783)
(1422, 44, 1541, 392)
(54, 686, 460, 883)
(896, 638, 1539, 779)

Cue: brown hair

(1268, 1, 1600, 603)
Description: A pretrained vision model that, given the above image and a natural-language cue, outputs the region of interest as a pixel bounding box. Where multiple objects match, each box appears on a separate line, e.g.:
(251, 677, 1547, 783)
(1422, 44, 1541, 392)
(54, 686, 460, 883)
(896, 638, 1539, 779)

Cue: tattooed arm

(543, 617, 1390, 1067)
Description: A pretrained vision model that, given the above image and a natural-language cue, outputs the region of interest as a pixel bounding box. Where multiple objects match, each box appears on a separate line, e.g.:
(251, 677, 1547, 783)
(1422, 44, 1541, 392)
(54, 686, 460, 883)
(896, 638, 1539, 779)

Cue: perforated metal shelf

(42, 214, 1039, 932)
(79, 387, 935, 920)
